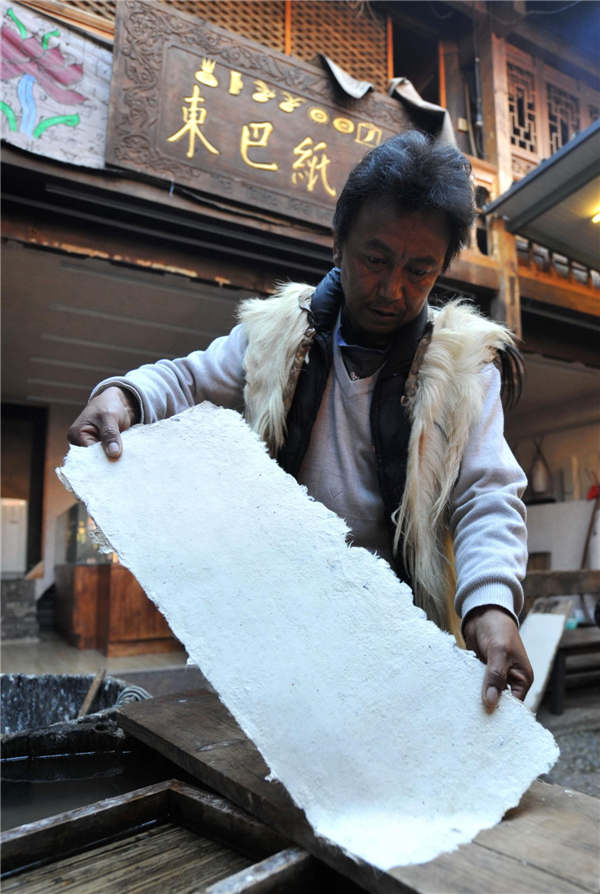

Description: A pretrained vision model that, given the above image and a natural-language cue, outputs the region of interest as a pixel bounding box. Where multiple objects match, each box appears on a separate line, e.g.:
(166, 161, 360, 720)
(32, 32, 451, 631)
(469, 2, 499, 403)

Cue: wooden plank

(18, 0, 115, 43)
(167, 781, 289, 861)
(560, 627, 600, 653)
(473, 782, 600, 889)
(0, 781, 170, 875)
(519, 267, 600, 320)
(524, 570, 600, 601)
(119, 692, 303, 831)
(118, 691, 600, 894)
(520, 598, 572, 712)
(206, 847, 320, 893)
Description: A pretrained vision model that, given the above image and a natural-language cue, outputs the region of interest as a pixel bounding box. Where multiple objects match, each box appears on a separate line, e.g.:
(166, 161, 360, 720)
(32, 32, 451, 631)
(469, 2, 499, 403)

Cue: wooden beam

(519, 267, 600, 319)
(284, 0, 292, 56)
(475, 20, 521, 335)
(2, 210, 289, 296)
(491, 219, 522, 337)
(2, 147, 332, 248)
(443, 0, 600, 85)
(443, 250, 500, 292)
(380, 2, 444, 41)
(438, 40, 447, 109)
(440, 40, 470, 155)
(520, 326, 600, 370)
(507, 22, 600, 89)
(523, 570, 600, 600)
(387, 15, 394, 84)
(19, 0, 114, 43)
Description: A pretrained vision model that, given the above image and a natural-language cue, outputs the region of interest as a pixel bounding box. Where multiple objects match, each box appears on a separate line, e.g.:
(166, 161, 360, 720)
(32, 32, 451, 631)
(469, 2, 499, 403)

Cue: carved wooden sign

(106, 1, 413, 227)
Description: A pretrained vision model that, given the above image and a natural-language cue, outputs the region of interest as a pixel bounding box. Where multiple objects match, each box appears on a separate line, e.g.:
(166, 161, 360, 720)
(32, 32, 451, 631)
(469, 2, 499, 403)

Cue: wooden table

(118, 691, 600, 894)
(550, 626, 600, 715)
(55, 564, 182, 656)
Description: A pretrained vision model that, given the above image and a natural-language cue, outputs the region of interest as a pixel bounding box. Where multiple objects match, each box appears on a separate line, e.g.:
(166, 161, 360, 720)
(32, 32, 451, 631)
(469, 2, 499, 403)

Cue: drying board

(520, 597, 572, 712)
(118, 691, 600, 894)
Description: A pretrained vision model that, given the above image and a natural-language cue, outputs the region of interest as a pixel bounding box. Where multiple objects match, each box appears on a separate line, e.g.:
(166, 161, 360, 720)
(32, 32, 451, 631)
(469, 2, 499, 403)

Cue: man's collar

(309, 267, 344, 332)
(382, 302, 430, 376)
(310, 267, 429, 373)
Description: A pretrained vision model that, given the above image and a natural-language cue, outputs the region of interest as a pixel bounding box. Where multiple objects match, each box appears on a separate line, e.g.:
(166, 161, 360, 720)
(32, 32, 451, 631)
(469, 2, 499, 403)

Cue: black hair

(333, 131, 476, 271)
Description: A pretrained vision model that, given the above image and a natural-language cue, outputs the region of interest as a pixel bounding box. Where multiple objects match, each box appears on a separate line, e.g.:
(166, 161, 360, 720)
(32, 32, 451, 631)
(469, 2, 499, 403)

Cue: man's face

(334, 200, 450, 347)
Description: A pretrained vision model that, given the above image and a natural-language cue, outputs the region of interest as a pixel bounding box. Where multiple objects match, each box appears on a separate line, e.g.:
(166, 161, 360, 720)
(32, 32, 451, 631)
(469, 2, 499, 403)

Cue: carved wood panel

(106, 1, 413, 228)
(507, 61, 538, 155)
(546, 82, 580, 154)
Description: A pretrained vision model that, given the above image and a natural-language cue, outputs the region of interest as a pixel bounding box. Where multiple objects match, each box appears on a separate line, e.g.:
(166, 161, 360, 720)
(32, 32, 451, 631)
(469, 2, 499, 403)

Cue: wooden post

(476, 18, 522, 336)
(386, 16, 394, 85)
(284, 0, 292, 56)
(440, 39, 470, 155)
(438, 40, 447, 109)
(491, 217, 522, 339)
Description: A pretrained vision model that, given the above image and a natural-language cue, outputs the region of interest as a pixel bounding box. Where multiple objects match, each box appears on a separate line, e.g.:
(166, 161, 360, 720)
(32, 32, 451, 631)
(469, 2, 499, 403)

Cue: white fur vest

(239, 283, 515, 629)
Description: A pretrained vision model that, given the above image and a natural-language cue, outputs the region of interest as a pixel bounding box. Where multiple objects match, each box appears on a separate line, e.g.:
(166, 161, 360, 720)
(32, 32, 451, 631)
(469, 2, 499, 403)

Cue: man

(69, 131, 533, 709)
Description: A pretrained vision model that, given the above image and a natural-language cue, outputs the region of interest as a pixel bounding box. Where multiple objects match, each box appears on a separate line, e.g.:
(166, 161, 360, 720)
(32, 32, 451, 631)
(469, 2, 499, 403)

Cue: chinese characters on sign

(108, 3, 414, 226)
(163, 55, 383, 203)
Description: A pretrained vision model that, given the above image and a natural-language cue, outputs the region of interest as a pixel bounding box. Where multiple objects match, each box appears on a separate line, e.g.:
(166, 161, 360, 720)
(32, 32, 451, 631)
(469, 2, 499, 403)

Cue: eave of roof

(483, 119, 600, 271)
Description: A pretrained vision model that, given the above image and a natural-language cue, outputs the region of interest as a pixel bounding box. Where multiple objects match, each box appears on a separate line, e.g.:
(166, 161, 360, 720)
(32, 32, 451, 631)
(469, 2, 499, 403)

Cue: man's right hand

(67, 386, 139, 460)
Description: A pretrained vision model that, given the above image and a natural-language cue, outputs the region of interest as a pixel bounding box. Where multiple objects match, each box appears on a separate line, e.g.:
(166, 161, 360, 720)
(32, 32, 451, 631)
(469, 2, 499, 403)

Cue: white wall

(513, 422, 600, 503)
(36, 403, 78, 599)
(527, 500, 600, 570)
(1, 498, 28, 575)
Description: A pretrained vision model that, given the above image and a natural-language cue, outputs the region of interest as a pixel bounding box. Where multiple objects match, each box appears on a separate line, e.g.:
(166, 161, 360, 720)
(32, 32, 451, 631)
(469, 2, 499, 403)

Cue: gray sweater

(93, 321, 528, 625)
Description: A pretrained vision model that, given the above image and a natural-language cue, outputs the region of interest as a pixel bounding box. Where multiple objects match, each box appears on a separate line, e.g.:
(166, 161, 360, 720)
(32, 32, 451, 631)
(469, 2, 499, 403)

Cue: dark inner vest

(276, 267, 428, 587)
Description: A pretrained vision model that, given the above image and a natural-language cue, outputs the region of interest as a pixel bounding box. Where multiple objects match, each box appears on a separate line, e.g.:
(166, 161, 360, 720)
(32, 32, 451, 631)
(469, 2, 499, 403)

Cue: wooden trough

(1, 779, 344, 893)
(3, 687, 598, 894)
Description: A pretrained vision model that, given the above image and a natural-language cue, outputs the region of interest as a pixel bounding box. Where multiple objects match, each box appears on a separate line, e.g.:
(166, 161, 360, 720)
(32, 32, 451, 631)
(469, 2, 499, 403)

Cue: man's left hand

(462, 606, 533, 711)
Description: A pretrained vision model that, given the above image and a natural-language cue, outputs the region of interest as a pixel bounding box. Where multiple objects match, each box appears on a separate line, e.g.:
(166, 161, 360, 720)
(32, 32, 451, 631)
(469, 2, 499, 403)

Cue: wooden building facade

(2, 0, 599, 638)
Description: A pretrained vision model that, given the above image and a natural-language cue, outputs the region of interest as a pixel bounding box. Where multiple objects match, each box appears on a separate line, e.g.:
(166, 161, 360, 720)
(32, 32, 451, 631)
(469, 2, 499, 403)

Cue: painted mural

(0, 1, 111, 167)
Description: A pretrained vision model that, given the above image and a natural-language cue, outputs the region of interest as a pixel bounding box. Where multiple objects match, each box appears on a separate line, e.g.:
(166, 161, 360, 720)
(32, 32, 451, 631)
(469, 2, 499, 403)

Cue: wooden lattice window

(289, 1, 388, 93)
(507, 61, 538, 154)
(21, 1, 387, 91)
(169, 1, 286, 53)
(66, 0, 114, 17)
(547, 82, 580, 154)
(505, 43, 600, 182)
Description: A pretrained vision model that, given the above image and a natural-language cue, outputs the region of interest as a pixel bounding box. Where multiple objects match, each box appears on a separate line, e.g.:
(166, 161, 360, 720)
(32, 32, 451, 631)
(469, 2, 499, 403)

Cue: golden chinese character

(333, 116, 354, 134)
(195, 58, 218, 88)
(167, 85, 219, 159)
(292, 137, 336, 197)
(252, 80, 276, 103)
(279, 91, 306, 113)
(308, 107, 329, 125)
(355, 122, 382, 147)
(240, 122, 279, 171)
(229, 70, 244, 95)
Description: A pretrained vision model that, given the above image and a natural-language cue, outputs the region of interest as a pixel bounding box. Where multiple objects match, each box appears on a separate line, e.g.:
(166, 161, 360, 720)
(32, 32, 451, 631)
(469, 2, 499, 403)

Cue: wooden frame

(505, 40, 600, 182)
(114, 689, 600, 894)
(0, 779, 326, 892)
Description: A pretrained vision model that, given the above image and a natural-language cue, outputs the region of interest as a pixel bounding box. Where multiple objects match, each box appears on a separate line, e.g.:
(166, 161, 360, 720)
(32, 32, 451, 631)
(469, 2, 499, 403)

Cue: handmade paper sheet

(57, 404, 558, 870)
